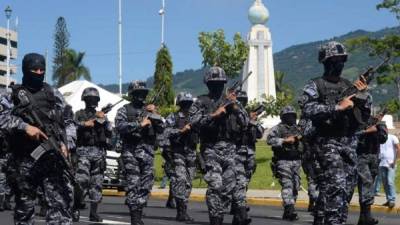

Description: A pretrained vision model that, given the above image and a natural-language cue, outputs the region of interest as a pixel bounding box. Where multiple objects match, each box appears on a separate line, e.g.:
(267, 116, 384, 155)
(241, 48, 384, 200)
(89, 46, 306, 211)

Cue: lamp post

(5, 6, 12, 91)
(118, 0, 122, 96)
(159, 0, 165, 47)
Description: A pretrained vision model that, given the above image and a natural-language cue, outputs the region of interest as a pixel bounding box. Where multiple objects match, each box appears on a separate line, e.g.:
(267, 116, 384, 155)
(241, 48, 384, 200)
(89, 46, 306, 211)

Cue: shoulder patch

(302, 80, 319, 99)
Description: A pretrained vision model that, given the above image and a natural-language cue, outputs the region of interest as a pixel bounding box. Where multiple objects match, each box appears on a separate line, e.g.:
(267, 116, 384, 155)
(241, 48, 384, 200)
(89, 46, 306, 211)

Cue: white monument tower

(242, 0, 276, 102)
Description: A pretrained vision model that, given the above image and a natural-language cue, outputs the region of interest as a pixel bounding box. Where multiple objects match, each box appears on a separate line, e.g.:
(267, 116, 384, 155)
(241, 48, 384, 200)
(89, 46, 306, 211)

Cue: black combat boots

(209, 216, 223, 225)
(0, 194, 4, 211)
(313, 216, 324, 225)
(308, 199, 315, 212)
(72, 199, 81, 222)
(357, 205, 378, 225)
(232, 206, 252, 225)
(3, 194, 12, 210)
(130, 208, 144, 225)
(175, 199, 194, 222)
(72, 208, 80, 222)
(282, 204, 299, 221)
(37, 205, 47, 217)
(89, 203, 102, 222)
(166, 189, 176, 209)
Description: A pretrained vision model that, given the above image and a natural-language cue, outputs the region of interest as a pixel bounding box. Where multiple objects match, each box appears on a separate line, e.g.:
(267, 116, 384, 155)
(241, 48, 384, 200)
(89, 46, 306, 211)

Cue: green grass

(154, 141, 400, 191)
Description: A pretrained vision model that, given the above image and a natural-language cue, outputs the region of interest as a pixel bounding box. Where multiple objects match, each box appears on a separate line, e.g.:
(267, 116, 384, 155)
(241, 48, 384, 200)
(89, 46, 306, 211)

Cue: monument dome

(248, 0, 269, 25)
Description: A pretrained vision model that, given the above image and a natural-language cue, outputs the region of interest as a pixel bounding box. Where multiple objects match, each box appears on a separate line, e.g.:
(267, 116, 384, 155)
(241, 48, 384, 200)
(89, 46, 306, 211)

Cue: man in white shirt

(379, 132, 400, 208)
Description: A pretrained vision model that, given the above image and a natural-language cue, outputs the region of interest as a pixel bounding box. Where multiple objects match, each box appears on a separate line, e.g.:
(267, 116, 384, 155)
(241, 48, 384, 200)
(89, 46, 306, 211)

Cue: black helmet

(81, 87, 100, 101)
(204, 66, 227, 84)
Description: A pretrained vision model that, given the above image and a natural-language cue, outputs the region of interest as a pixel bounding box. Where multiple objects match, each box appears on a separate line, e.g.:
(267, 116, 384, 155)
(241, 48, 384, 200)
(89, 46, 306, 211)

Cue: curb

(103, 190, 400, 215)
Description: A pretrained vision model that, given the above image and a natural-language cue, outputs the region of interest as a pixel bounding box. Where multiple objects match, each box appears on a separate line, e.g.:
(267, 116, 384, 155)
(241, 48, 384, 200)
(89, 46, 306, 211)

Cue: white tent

(58, 80, 129, 125)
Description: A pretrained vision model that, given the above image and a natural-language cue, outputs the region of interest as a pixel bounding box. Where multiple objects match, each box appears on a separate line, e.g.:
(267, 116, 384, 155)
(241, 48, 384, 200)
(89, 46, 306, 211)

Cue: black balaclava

(207, 82, 225, 98)
(179, 101, 193, 113)
(131, 91, 148, 107)
(22, 53, 46, 92)
(84, 96, 99, 110)
(281, 113, 297, 126)
(323, 57, 345, 82)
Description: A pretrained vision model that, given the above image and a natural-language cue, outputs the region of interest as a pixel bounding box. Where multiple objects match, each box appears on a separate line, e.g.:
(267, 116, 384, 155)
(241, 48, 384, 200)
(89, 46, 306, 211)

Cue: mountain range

(100, 26, 400, 104)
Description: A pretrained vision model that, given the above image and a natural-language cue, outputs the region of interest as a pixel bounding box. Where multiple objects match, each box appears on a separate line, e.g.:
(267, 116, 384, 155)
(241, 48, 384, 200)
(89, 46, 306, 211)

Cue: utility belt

(122, 136, 156, 146)
(272, 148, 301, 161)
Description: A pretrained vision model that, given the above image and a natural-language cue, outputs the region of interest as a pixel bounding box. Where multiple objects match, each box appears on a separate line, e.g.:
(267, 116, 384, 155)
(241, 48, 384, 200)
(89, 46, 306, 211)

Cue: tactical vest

(240, 123, 258, 147)
(357, 117, 387, 155)
(76, 109, 108, 147)
(197, 95, 241, 144)
(171, 112, 198, 150)
(123, 103, 156, 144)
(271, 123, 302, 160)
(10, 84, 64, 156)
(312, 77, 357, 137)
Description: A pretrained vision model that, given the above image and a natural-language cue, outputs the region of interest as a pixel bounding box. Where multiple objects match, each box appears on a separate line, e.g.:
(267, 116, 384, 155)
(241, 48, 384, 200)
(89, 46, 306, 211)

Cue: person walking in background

(378, 131, 400, 208)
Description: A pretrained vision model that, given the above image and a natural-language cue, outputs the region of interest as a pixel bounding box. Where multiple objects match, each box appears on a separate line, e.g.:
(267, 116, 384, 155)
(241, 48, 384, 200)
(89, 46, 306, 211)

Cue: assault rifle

(340, 57, 390, 100)
(12, 88, 75, 183)
(224, 71, 253, 109)
(101, 99, 124, 114)
(355, 107, 388, 136)
(253, 104, 266, 116)
(147, 85, 166, 105)
(142, 85, 166, 123)
(96, 99, 125, 124)
(196, 151, 206, 174)
(227, 71, 253, 94)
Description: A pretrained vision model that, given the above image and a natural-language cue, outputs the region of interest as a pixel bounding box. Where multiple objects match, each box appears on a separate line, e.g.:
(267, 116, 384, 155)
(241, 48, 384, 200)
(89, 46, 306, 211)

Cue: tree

(52, 17, 70, 84)
(346, 0, 400, 103)
(53, 49, 91, 87)
(274, 71, 293, 97)
(198, 29, 248, 78)
(377, 0, 400, 20)
(247, 92, 295, 118)
(150, 46, 175, 107)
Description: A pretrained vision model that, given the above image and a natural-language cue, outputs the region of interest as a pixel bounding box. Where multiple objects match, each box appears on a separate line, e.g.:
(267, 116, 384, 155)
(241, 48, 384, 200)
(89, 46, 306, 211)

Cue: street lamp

(5, 6, 12, 91)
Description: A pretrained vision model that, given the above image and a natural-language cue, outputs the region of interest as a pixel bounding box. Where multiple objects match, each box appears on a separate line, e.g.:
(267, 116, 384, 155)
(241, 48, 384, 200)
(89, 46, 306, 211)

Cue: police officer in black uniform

(74, 87, 112, 222)
(0, 53, 74, 224)
(189, 67, 248, 225)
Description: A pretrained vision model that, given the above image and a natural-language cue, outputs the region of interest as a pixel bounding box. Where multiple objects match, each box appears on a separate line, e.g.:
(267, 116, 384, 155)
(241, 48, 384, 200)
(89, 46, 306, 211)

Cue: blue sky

(0, 0, 398, 85)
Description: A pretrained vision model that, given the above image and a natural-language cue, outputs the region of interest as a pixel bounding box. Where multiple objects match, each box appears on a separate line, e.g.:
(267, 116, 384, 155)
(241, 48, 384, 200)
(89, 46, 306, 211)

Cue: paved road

(0, 197, 398, 225)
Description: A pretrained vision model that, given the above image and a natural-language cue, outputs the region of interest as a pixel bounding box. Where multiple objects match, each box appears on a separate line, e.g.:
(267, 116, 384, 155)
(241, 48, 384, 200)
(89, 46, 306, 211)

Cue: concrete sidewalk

(103, 188, 400, 215)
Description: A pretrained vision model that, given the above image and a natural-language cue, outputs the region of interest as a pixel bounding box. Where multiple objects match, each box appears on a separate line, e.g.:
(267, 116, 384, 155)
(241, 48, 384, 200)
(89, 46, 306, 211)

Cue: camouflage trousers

(0, 157, 11, 195)
(276, 160, 301, 206)
(75, 147, 106, 203)
(316, 137, 358, 225)
(170, 152, 196, 203)
(341, 158, 357, 224)
(302, 141, 319, 204)
(302, 154, 319, 203)
(203, 141, 236, 218)
(242, 146, 256, 186)
(163, 152, 175, 180)
(121, 143, 155, 210)
(11, 155, 73, 225)
(232, 146, 255, 208)
(357, 154, 379, 207)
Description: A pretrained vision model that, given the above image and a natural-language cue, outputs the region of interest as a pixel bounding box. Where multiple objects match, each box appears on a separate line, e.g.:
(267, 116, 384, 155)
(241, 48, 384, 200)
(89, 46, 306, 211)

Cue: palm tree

(53, 48, 91, 87)
(274, 71, 291, 95)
